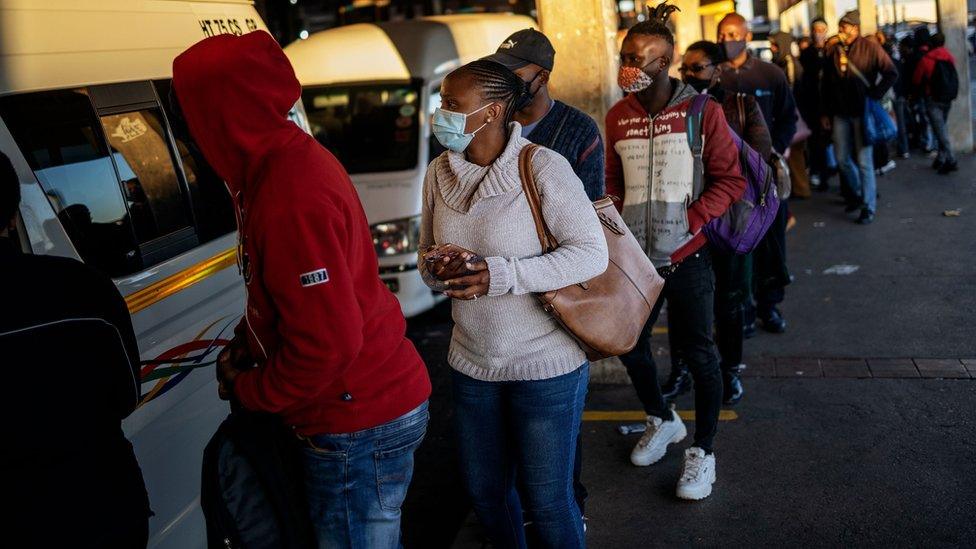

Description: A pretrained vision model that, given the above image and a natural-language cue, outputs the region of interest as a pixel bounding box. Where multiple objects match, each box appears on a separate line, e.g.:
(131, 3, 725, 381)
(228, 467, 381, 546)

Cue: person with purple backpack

(676, 40, 775, 407)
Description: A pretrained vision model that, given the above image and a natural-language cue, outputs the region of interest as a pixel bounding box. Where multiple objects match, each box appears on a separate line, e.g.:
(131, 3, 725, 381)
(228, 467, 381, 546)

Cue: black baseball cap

(483, 28, 555, 71)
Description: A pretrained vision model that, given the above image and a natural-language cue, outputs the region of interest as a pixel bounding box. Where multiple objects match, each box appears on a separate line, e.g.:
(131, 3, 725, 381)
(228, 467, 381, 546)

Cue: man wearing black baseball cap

(484, 29, 605, 202)
(483, 28, 604, 525)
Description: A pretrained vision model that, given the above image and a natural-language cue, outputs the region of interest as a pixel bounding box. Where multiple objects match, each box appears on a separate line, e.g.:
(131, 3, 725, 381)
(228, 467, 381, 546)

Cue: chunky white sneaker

(676, 447, 716, 500)
(629, 410, 686, 466)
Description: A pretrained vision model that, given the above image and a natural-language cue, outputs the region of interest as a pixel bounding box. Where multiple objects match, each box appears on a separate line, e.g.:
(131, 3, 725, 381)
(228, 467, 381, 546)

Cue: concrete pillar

(536, 0, 621, 134)
(857, 0, 877, 35)
(768, 0, 780, 32)
(821, 0, 838, 35)
(936, 0, 974, 152)
(672, 0, 703, 57)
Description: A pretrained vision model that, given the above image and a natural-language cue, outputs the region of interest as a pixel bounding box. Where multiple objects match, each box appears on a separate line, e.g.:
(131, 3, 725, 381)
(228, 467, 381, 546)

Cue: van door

(0, 81, 244, 548)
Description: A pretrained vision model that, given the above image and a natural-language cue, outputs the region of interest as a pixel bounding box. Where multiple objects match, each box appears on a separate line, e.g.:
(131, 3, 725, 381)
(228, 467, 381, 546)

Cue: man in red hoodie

(172, 31, 431, 548)
(606, 4, 746, 501)
(913, 33, 959, 174)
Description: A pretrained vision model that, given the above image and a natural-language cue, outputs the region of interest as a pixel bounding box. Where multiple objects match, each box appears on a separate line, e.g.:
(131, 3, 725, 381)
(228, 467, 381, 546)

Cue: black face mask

(514, 70, 544, 112)
(684, 75, 712, 93)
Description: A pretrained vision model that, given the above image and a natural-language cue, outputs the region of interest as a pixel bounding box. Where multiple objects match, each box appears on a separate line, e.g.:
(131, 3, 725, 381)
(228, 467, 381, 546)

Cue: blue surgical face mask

(431, 102, 494, 153)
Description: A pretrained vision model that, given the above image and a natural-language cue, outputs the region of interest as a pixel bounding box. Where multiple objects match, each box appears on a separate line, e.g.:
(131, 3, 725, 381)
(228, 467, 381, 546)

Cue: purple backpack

(686, 93, 779, 255)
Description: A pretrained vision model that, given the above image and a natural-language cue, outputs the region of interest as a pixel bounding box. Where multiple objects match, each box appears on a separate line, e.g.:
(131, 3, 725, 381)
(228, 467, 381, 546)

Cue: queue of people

(2, 5, 965, 549)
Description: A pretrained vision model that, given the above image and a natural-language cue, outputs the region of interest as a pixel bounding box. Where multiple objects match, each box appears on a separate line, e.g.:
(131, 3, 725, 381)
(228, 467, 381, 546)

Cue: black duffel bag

(201, 410, 316, 549)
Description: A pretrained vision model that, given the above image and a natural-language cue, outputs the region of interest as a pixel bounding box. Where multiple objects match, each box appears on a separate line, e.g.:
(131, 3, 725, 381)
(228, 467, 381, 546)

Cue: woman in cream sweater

(419, 59, 607, 548)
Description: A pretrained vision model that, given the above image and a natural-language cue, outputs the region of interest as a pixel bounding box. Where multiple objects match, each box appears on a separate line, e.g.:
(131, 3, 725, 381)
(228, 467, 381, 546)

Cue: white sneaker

(629, 410, 686, 466)
(676, 447, 716, 500)
(879, 160, 897, 175)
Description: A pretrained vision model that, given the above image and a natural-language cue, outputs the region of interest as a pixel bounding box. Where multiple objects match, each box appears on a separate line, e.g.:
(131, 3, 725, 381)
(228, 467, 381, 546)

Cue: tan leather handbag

(518, 144, 664, 360)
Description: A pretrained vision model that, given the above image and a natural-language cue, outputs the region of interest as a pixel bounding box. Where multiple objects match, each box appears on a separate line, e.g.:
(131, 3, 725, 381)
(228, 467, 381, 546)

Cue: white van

(0, 2, 307, 547)
(285, 14, 537, 318)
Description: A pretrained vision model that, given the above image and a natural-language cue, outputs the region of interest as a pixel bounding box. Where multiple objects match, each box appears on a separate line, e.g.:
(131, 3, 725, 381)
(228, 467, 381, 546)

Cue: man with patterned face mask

(605, 3, 747, 501)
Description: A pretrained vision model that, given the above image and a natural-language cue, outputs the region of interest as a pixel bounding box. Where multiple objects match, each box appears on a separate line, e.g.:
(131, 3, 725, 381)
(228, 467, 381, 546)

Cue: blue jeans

(452, 364, 589, 549)
(925, 99, 955, 165)
(302, 402, 429, 549)
(832, 115, 877, 213)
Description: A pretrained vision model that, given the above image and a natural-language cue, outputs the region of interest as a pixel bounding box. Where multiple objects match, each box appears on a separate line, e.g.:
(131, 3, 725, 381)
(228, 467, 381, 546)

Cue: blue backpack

(685, 93, 779, 255)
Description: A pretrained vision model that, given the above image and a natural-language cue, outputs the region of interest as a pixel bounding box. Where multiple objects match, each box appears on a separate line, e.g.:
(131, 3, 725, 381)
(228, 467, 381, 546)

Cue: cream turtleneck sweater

(419, 124, 608, 382)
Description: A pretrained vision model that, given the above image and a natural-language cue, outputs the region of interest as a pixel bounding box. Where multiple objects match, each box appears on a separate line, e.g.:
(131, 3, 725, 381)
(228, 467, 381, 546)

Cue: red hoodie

(913, 46, 956, 97)
(172, 32, 430, 435)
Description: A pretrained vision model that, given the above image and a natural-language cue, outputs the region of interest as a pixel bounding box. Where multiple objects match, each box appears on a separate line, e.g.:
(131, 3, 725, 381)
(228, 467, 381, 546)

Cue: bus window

(302, 81, 421, 174)
(153, 79, 236, 243)
(0, 90, 140, 276)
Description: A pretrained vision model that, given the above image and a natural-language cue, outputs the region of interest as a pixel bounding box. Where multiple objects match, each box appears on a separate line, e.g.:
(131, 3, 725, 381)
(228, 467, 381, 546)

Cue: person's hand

(820, 115, 832, 131)
(216, 346, 240, 401)
(216, 336, 250, 401)
(423, 244, 476, 281)
(444, 257, 490, 301)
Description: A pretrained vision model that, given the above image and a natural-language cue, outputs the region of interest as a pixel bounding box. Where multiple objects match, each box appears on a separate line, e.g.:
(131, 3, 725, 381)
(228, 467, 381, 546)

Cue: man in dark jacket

(172, 32, 432, 547)
(0, 152, 151, 548)
(485, 29, 605, 201)
(717, 12, 796, 335)
(799, 17, 833, 189)
(821, 10, 898, 225)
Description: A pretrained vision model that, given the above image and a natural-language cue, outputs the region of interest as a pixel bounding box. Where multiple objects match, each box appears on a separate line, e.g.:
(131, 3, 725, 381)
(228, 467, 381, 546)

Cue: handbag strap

(518, 144, 558, 253)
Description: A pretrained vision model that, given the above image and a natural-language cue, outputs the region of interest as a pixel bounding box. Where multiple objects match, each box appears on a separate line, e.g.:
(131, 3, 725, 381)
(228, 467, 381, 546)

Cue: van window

(303, 81, 421, 174)
(153, 79, 236, 242)
(99, 109, 192, 244)
(428, 84, 447, 163)
(0, 90, 140, 276)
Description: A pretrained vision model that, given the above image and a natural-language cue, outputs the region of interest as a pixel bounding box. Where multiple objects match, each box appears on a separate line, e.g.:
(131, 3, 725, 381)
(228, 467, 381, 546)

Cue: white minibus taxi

(285, 13, 536, 317)
(0, 1, 308, 547)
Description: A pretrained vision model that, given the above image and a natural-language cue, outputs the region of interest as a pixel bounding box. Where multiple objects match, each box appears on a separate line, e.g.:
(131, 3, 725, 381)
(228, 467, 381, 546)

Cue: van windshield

(303, 81, 421, 174)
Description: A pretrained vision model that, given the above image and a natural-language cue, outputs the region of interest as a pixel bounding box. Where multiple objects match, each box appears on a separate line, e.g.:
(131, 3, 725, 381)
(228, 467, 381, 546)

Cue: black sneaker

(661, 366, 692, 402)
(856, 209, 875, 225)
(938, 161, 958, 175)
(758, 307, 787, 334)
(844, 202, 862, 213)
(743, 321, 758, 339)
(722, 369, 744, 406)
(932, 158, 945, 170)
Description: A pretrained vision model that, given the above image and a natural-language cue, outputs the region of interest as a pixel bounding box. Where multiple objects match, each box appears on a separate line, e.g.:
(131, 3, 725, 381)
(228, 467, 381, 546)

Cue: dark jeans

(453, 365, 588, 549)
(751, 201, 790, 313)
(302, 402, 429, 549)
(712, 247, 751, 372)
(894, 97, 911, 156)
(621, 249, 722, 452)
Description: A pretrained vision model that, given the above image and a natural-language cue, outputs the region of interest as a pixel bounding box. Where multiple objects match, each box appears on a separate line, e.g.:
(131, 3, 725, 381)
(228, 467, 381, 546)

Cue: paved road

(400, 151, 976, 548)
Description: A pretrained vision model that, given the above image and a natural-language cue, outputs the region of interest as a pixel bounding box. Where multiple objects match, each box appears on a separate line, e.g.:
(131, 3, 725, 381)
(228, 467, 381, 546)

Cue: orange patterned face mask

(618, 56, 664, 93)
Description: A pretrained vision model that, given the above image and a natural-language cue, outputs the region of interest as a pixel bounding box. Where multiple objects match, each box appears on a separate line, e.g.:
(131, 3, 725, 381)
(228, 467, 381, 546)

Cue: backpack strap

(518, 144, 558, 253)
(685, 93, 710, 199)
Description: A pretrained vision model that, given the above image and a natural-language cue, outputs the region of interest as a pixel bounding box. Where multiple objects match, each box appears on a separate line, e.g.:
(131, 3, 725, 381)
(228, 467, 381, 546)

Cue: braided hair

(449, 59, 526, 125)
(626, 2, 681, 46)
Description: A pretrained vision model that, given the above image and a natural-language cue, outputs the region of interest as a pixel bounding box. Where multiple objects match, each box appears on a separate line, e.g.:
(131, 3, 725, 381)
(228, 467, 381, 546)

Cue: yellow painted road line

(583, 410, 739, 421)
(125, 248, 237, 314)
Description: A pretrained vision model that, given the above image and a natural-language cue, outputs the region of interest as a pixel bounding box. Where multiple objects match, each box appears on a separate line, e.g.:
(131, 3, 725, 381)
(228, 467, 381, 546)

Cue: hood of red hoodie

(172, 31, 302, 196)
(925, 46, 955, 63)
